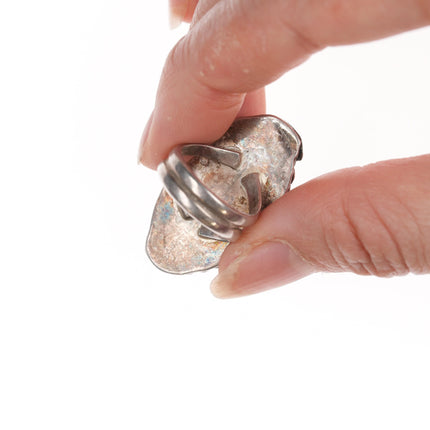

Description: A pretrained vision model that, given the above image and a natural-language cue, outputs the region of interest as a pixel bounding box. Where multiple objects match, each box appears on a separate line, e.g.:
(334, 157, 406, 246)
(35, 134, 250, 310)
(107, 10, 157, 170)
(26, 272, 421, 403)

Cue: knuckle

(344, 209, 409, 278)
(320, 175, 415, 278)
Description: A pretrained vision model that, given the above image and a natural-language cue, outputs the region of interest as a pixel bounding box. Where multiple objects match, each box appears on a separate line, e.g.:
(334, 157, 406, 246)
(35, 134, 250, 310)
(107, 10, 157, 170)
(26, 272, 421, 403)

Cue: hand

(139, 0, 430, 298)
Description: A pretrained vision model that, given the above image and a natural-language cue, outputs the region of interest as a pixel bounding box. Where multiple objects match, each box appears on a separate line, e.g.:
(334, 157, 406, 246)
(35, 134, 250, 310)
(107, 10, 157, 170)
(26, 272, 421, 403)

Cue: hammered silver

(146, 115, 302, 274)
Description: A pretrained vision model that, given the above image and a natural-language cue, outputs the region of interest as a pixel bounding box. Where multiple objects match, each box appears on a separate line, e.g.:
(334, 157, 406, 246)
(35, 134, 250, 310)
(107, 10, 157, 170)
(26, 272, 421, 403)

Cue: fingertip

(237, 88, 266, 118)
(138, 112, 158, 169)
(169, 0, 199, 27)
(211, 241, 315, 299)
(168, 0, 187, 29)
(142, 87, 246, 168)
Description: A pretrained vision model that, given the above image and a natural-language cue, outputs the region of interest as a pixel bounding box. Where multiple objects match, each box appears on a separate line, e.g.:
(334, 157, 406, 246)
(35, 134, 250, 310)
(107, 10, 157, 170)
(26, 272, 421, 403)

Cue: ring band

(158, 144, 262, 242)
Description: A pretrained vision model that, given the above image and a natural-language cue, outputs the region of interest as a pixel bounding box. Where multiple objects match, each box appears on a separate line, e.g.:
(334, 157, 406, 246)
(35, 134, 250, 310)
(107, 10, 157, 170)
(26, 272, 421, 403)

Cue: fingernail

(210, 242, 314, 299)
(169, 0, 187, 29)
(137, 111, 154, 165)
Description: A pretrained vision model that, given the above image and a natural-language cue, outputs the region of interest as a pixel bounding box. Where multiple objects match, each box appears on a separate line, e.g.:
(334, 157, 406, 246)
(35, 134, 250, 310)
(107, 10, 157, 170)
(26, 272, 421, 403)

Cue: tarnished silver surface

(158, 144, 262, 241)
(146, 115, 302, 274)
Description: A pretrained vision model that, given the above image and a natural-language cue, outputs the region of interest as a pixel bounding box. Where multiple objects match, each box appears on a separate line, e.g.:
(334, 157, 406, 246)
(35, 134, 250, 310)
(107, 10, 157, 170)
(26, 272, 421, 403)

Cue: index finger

(139, 0, 430, 169)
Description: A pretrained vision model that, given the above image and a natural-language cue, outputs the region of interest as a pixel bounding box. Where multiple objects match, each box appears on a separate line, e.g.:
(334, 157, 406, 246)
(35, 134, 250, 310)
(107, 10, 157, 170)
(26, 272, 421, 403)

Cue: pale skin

(139, 0, 430, 298)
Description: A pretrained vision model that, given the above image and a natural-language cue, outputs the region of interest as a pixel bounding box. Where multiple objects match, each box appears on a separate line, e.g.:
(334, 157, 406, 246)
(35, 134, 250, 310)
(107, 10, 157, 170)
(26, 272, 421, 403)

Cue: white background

(1, 1, 429, 429)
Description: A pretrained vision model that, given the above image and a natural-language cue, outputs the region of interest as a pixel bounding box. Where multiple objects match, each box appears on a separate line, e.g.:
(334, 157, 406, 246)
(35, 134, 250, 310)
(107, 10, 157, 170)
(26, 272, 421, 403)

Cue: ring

(147, 115, 302, 274)
(158, 144, 262, 242)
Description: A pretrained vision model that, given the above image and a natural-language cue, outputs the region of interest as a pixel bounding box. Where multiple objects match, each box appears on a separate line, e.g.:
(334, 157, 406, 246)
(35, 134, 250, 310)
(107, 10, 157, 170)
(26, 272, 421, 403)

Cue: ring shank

(158, 144, 262, 242)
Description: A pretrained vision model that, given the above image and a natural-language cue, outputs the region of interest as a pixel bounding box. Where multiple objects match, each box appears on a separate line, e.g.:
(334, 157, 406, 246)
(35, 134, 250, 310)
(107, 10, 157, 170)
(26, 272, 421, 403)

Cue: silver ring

(147, 115, 303, 274)
(158, 144, 262, 242)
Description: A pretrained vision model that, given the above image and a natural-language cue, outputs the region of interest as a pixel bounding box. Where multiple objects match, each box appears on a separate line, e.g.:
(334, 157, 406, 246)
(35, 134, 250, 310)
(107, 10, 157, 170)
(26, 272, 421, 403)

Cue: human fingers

(168, 0, 199, 27)
(170, 0, 222, 27)
(139, 0, 430, 168)
(210, 154, 430, 298)
(237, 88, 266, 117)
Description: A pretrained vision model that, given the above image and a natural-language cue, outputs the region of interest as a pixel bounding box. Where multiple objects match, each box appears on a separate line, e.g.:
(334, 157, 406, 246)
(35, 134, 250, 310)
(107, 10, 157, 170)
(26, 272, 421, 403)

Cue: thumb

(211, 154, 430, 298)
